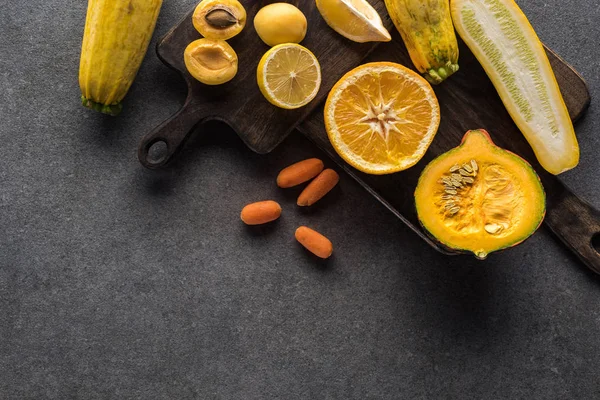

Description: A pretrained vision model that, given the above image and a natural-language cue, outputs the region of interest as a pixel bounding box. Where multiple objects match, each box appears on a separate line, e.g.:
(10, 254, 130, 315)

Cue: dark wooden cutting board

(139, 0, 600, 274)
(297, 36, 600, 273)
(138, 0, 391, 168)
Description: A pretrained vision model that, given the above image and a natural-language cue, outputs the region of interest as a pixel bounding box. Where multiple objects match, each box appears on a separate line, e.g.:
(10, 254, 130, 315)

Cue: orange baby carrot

(240, 200, 282, 225)
(297, 169, 339, 206)
(277, 158, 324, 188)
(295, 226, 333, 259)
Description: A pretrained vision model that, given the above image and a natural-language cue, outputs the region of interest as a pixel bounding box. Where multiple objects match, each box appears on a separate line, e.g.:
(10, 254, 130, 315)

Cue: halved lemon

(325, 62, 440, 175)
(257, 43, 322, 109)
(316, 0, 391, 43)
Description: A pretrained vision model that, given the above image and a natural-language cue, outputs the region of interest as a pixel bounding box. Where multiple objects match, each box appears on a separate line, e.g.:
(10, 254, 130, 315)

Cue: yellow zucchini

(384, 0, 459, 84)
(79, 0, 163, 115)
(451, 0, 579, 175)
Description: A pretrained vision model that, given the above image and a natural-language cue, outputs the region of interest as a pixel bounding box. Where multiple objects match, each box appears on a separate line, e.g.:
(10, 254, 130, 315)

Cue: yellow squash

(415, 129, 546, 260)
(384, 0, 459, 84)
(79, 0, 163, 115)
(451, 0, 579, 174)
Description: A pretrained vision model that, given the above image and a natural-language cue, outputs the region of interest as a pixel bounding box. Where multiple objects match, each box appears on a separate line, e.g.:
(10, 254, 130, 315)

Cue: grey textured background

(2, 0, 600, 399)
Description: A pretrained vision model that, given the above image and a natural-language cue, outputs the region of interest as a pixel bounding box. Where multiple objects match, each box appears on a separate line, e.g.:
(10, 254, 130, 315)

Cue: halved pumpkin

(414, 129, 546, 259)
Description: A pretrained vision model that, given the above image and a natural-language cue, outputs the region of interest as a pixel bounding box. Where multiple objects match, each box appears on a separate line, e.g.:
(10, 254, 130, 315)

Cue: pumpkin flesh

(415, 129, 546, 259)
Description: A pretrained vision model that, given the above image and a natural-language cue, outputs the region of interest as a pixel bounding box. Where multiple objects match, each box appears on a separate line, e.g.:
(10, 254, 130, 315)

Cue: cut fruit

(256, 43, 322, 109)
(316, 0, 391, 43)
(192, 0, 246, 40)
(451, 0, 579, 175)
(324, 62, 440, 174)
(184, 38, 238, 85)
(415, 129, 546, 260)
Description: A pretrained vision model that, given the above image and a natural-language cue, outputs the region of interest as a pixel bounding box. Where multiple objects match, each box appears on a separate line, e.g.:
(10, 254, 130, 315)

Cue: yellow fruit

(256, 44, 321, 109)
(184, 38, 238, 85)
(79, 0, 163, 115)
(384, 0, 459, 84)
(192, 0, 246, 40)
(254, 3, 307, 47)
(324, 62, 440, 174)
(316, 0, 391, 43)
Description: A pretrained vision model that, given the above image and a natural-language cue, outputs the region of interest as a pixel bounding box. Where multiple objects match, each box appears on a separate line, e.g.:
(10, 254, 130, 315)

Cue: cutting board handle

(544, 181, 600, 275)
(138, 100, 212, 169)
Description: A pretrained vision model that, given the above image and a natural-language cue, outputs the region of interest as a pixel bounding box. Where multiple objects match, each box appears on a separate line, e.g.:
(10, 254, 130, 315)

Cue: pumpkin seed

(462, 176, 475, 184)
(451, 173, 463, 181)
(484, 223, 502, 234)
(445, 189, 458, 195)
(449, 206, 460, 214)
(471, 159, 478, 172)
(463, 164, 473, 173)
(459, 169, 471, 177)
(441, 195, 455, 200)
(450, 164, 461, 172)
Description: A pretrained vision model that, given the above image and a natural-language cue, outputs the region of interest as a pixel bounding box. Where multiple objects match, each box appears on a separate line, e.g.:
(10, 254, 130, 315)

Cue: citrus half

(325, 62, 440, 174)
(257, 43, 321, 109)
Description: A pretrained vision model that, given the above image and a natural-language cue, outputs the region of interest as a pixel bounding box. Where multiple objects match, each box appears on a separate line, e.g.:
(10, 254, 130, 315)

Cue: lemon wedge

(316, 0, 391, 43)
(256, 43, 322, 109)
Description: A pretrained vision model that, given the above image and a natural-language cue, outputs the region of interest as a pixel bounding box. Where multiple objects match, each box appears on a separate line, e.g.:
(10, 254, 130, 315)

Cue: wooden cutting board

(138, 0, 391, 167)
(139, 0, 600, 274)
(297, 36, 600, 274)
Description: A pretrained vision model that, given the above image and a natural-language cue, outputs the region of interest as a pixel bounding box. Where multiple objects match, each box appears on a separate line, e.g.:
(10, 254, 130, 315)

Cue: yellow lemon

(257, 43, 321, 109)
(316, 0, 391, 43)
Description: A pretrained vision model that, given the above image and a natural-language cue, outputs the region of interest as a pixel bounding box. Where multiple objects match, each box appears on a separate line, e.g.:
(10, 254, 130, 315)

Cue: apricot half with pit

(192, 0, 246, 40)
(184, 38, 238, 85)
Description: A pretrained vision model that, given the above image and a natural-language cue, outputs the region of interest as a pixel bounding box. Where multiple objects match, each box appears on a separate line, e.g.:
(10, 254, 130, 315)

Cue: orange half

(324, 62, 440, 174)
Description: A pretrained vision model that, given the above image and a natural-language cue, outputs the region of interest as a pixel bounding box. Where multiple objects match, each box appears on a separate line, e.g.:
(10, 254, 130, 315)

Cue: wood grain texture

(138, 0, 391, 168)
(297, 34, 600, 273)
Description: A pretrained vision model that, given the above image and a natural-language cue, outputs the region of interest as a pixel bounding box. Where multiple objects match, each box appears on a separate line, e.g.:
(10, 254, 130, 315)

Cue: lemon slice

(256, 44, 322, 109)
(325, 62, 440, 174)
(316, 0, 391, 43)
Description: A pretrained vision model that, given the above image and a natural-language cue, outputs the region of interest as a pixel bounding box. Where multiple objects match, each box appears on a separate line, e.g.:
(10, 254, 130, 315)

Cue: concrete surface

(2, 0, 600, 398)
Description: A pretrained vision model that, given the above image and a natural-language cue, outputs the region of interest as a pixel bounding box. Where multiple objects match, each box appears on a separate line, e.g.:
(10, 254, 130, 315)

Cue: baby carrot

(297, 169, 339, 206)
(295, 226, 333, 259)
(277, 158, 324, 188)
(240, 200, 282, 225)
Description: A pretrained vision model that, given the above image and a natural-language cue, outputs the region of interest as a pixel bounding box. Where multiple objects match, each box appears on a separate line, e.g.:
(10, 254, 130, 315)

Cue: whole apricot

(254, 3, 307, 47)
